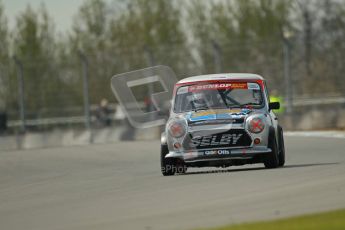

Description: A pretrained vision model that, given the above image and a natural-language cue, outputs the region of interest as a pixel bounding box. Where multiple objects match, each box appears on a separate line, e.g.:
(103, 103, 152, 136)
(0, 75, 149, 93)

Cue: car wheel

(278, 126, 285, 167)
(160, 144, 176, 176)
(264, 128, 279, 169)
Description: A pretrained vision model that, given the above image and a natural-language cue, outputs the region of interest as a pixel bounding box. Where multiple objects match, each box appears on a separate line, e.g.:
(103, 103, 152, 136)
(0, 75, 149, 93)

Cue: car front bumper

(166, 146, 271, 163)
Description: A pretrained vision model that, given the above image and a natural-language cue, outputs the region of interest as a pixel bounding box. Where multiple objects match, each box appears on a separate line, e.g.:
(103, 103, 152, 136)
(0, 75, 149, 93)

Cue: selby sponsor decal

(188, 83, 248, 92)
(190, 134, 243, 148)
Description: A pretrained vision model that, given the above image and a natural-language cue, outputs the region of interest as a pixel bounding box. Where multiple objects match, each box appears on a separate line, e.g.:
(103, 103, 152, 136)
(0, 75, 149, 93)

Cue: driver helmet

(192, 92, 212, 108)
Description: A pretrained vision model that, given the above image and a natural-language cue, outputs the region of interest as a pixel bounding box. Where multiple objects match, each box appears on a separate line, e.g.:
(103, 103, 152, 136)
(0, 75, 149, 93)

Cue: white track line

(285, 131, 345, 139)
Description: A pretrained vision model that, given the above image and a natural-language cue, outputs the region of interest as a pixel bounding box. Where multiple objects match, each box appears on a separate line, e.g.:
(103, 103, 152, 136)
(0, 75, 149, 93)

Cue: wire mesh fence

(1, 40, 345, 136)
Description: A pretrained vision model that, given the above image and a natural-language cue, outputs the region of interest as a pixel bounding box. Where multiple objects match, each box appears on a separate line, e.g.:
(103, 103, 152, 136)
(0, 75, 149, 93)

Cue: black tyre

(278, 125, 285, 167)
(264, 128, 279, 169)
(160, 144, 187, 176)
(160, 144, 176, 176)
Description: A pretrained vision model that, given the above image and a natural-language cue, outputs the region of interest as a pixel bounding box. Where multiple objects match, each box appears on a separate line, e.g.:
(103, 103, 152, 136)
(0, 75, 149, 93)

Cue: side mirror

(269, 102, 280, 111)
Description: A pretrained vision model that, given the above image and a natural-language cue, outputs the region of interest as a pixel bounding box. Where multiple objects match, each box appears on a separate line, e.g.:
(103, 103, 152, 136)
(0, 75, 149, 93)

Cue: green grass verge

(197, 209, 345, 230)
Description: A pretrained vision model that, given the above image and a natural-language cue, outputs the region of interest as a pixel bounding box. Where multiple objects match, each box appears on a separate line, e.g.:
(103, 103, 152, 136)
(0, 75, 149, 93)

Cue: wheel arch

(161, 132, 167, 145)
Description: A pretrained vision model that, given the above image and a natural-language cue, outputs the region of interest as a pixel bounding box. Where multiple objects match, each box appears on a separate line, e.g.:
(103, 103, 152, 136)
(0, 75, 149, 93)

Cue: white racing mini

(160, 73, 285, 176)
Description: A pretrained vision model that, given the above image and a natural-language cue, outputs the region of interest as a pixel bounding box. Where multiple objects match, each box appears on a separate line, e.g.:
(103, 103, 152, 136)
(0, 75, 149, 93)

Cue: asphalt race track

(1, 135, 345, 230)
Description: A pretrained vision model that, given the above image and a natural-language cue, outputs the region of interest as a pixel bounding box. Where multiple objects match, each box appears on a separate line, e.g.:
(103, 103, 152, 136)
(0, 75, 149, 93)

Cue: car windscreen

(173, 82, 264, 113)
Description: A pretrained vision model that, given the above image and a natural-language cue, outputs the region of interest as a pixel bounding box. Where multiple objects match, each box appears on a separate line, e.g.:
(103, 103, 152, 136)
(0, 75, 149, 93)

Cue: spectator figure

(95, 98, 111, 127)
(0, 111, 7, 134)
(144, 96, 155, 112)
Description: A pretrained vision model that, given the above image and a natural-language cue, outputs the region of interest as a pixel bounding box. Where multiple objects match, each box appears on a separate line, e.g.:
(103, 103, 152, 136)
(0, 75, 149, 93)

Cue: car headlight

(168, 119, 187, 138)
(247, 116, 265, 133)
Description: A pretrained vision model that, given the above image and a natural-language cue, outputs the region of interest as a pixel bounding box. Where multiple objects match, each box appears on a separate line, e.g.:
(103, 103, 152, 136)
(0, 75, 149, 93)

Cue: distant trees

(68, 0, 112, 105)
(68, 0, 191, 103)
(0, 1, 8, 63)
(109, 0, 189, 72)
(0, 0, 9, 110)
(11, 5, 61, 117)
(188, 0, 293, 89)
(288, 0, 345, 95)
(1, 0, 345, 120)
